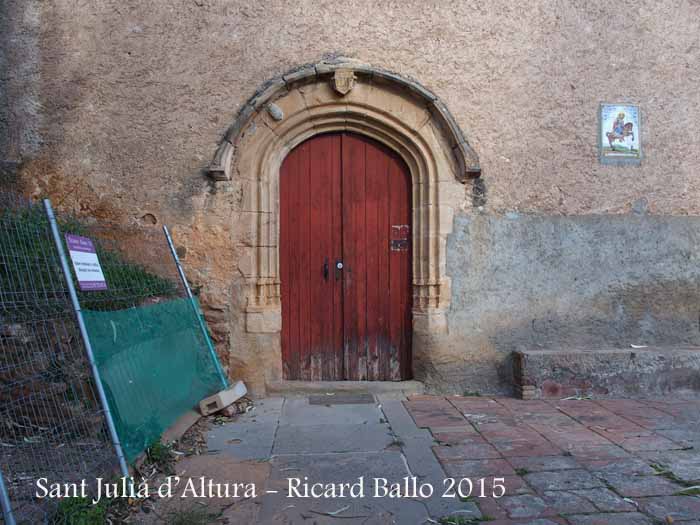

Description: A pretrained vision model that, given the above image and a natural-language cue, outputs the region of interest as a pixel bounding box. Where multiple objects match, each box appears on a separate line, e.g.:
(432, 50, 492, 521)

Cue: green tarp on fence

(83, 297, 222, 462)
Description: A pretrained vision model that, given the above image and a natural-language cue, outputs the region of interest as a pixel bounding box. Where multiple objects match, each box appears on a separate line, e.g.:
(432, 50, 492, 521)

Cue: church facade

(2, 1, 700, 394)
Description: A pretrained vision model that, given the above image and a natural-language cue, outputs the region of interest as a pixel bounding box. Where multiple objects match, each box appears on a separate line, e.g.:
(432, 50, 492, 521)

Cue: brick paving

(404, 396, 700, 524)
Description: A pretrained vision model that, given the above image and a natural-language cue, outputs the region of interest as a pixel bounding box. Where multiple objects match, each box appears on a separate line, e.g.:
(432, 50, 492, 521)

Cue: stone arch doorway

(280, 132, 413, 381)
(206, 58, 480, 388)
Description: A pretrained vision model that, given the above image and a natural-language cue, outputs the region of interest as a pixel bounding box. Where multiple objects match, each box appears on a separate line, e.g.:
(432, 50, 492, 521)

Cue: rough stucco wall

(9, 0, 700, 216)
(0, 0, 42, 165)
(2, 0, 700, 392)
(441, 213, 700, 394)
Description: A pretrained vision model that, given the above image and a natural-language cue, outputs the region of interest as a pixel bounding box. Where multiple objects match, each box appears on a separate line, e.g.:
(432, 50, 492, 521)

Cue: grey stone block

(515, 347, 700, 399)
(236, 397, 284, 424)
(282, 65, 316, 84)
(279, 397, 383, 426)
(206, 421, 277, 461)
(273, 423, 393, 455)
(381, 399, 430, 438)
(258, 451, 430, 524)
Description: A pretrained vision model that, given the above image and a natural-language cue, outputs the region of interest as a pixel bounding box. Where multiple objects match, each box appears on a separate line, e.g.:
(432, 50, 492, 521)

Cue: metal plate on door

(390, 239, 409, 251)
(391, 224, 410, 240)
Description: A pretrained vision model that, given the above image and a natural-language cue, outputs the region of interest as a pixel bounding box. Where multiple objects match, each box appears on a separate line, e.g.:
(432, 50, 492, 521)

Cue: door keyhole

(335, 259, 343, 280)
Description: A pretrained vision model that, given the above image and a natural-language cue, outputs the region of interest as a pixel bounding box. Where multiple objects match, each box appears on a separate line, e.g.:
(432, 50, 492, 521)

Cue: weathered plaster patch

(441, 213, 700, 395)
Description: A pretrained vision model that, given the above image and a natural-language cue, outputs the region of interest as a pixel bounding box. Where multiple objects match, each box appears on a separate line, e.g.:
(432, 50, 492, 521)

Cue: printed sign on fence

(65, 233, 108, 291)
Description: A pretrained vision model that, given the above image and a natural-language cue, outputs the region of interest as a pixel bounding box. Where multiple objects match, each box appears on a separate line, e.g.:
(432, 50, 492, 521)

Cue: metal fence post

(0, 469, 16, 525)
(162, 225, 229, 389)
(43, 199, 131, 481)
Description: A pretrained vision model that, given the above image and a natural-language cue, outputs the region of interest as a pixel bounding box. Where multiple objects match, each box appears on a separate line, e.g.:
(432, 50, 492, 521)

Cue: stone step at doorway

(266, 379, 424, 397)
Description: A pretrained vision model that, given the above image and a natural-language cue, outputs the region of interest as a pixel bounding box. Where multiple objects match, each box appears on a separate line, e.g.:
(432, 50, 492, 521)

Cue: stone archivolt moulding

(207, 59, 481, 335)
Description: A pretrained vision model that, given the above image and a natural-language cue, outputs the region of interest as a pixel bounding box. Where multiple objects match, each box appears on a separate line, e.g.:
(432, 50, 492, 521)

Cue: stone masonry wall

(2, 0, 700, 393)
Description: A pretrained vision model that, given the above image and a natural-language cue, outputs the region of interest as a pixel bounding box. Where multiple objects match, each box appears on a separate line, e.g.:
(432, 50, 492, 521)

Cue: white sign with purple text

(65, 234, 107, 291)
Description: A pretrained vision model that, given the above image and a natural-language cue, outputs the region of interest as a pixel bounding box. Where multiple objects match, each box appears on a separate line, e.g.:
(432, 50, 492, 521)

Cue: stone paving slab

(506, 455, 580, 472)
(258, 451, 433, 524)
(279, 396, 383, 426)
(524, 470, 604, 493)
(403, 398, 466, 428)
(636, 495, 700, 521)
(566, 512, 655, 525)
(272, 423, 393, 455)
(378, 399, 429, 438)
(540, 490, 597, 514)
(639, 449, 700, 483)
(236, 397, 285, 424)
(585, 457, 657, 475)
(484, 518, 569, 525)
(569, 488, 636, 512)
(206, 421, 277, 460)
(597, 470, 685, 497)
(433, 440, 502, 461)
(442, 458, 518, 478)
(497, 494, 559, 518)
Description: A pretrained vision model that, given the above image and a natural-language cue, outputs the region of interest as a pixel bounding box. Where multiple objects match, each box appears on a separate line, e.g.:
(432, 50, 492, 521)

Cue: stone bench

(512, 347, 700, 399)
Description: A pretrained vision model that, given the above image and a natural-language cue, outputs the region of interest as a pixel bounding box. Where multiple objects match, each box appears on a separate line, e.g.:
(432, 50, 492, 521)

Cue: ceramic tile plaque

(599, 103, 642, 165)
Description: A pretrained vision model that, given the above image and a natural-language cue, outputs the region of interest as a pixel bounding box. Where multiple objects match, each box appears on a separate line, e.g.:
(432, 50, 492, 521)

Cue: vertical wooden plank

(308, 135, 339, 381)
(364, 140, 385, 381)
(342, 134, 368, 380)
(307, 136, 324, 381)
(297, 141, 312, 380)
(388, 153, 413, 380)
(292, 145, 304, 380)
(388, 155, 402, 381)
(401, 153, 413, 380)
(376, 147, 392, 381)
(280, 146, 301, 379)
(330, 134, 344, 380)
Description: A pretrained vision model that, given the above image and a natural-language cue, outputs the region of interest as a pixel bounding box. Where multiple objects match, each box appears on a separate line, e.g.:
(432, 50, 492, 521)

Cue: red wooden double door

(280, 133, 412, 381)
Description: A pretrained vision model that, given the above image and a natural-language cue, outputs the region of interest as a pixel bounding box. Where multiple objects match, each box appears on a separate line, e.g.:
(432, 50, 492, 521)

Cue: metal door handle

(323, 257, 329, 281)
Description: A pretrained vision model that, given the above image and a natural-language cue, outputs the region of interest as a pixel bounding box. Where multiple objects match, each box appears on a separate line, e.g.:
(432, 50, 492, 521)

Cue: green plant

(462, 391, 482, 397)
(51, 496, 108, 525)
(438, 512, 493, 525)
(146, 440, 173, 471)
(514, 468, 529, 476)
(652, 462, 699, 493)
(165, 506, 219, 525)
(0, 204, 177, 313)
(438, 515, 484, 525)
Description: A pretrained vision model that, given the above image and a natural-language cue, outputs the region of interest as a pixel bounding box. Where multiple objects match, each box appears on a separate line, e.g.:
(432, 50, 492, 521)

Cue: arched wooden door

(280, 133, 412, 381)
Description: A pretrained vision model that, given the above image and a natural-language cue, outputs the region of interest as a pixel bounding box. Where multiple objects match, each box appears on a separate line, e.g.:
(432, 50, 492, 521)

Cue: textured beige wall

(10, 0, 700, 216)
(3, 0, 700, 392)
